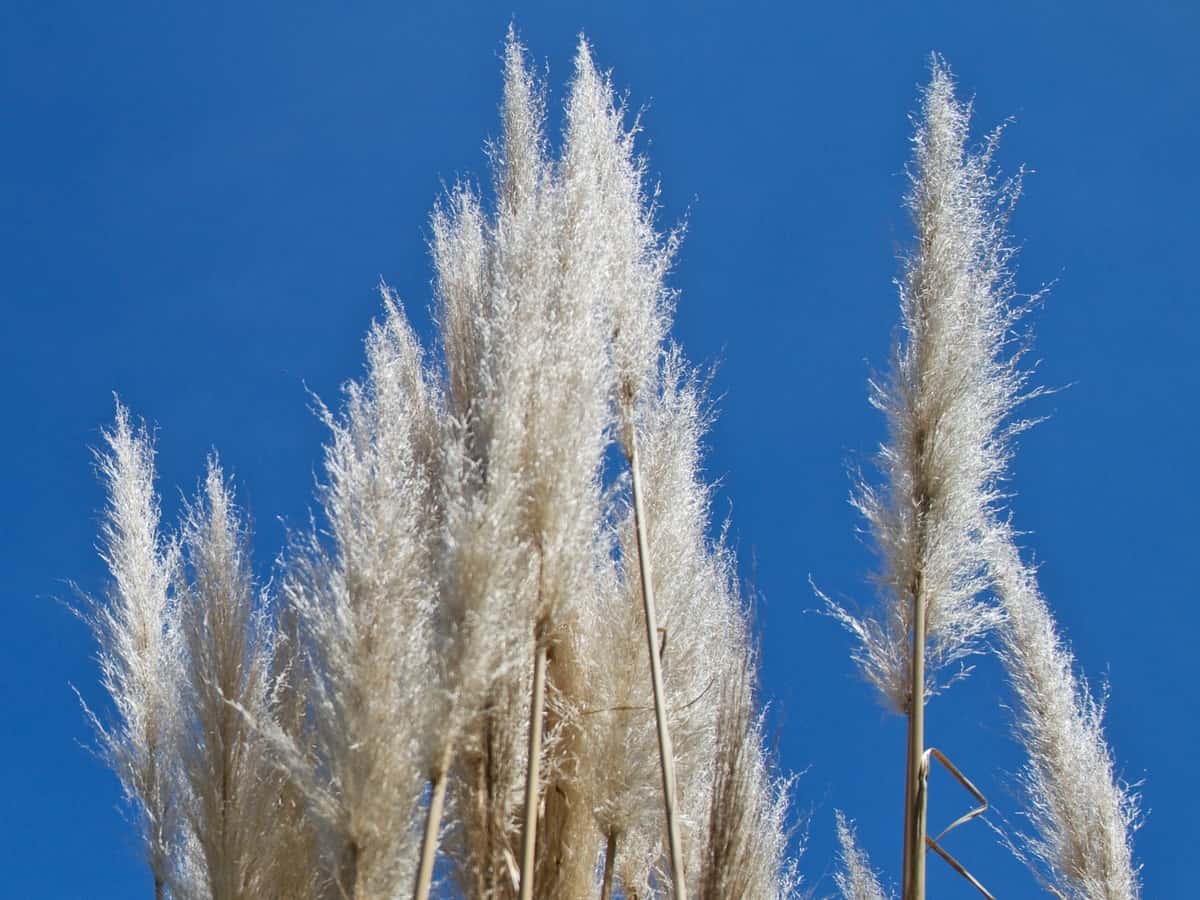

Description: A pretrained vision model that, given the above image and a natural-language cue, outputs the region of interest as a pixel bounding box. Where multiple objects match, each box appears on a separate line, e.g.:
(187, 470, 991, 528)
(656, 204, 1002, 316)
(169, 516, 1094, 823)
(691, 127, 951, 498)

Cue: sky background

(3, 1, 1196, 896)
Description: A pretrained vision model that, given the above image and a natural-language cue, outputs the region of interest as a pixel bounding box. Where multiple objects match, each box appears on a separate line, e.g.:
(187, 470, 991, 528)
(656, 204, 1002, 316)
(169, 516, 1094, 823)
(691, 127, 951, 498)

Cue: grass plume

(834, 812, 889, 900)
(83, 401, 184, 899)
(988, 529, 1141, 900)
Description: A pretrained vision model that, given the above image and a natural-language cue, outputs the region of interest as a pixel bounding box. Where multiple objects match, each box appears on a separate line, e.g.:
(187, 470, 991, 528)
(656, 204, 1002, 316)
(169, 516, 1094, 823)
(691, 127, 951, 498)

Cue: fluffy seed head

(989, 529, 1141, 900)
(834, 811, 889, 900)
(828, 59, 1032, 710)
(85, 401, 183, 888)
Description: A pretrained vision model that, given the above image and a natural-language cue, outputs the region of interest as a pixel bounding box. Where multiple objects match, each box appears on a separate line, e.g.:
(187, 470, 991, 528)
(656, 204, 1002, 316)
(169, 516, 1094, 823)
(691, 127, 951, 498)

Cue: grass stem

(413, 748, 451, 900)
(600, 831, 617, 900)
(629, 430, 688, 900)
(904, 570, 928, 900)
(519, 636, 548, 900)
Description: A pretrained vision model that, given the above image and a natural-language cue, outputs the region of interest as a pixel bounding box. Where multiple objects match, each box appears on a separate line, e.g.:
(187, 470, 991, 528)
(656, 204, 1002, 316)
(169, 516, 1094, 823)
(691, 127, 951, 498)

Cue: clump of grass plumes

(77, 30, 804, 900)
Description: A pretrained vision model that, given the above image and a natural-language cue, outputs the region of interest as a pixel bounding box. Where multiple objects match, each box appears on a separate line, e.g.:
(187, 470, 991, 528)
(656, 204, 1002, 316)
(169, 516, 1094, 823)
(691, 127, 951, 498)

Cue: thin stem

(629, 430, 688, 900)
(901, 724, 913, 898)
(346, 841, 361, 900)
(154, 876, 164, 900)
(904, 570, 928, 900)
(413, 748, 452, 900)
(600, 831, 617, 900)
(519, 636, 548, 900)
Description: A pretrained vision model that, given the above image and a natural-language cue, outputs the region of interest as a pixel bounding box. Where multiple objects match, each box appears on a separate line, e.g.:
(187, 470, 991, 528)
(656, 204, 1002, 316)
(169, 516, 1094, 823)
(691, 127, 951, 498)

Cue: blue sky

(3, 1, 1196, 896)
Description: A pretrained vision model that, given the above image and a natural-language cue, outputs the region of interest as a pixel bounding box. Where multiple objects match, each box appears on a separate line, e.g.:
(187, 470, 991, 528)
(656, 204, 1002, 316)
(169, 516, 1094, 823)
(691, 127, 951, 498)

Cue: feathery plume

(524, 39, 676, 900)
(256, 606, 329, 899)
(834, 812, 889, 900)
(827, 57, 1027, 710)
(561, 37, 674, 450)
(177, 459, 277, 900)
(989, 529, 1141, 900)
(434, 32, 617, 899)
(559, 39, 690, 898)
(823, 58, 1033, 898)
(84, 401, 183, 899)
(430, 32, 546, 899)
(283, 293, 441, 899)
(698, 634, 798, 900)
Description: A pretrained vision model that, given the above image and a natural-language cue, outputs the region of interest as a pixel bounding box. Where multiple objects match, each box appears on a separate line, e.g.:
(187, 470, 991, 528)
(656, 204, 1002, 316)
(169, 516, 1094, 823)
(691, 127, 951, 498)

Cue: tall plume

(282, 294, 442, 899)
(432, 31, 620, 899)
(431, 31, 546, 898)
(83, 401, 183, 899)
(826, 58, 1030, 709)
(559, 37, 692, 898)
(988, 530, 1141, 900)
(562, 37, 674, 449)
(177, 459, 276, 899)
(698, 632, 798, 900)
(821, 58, 1038, 898)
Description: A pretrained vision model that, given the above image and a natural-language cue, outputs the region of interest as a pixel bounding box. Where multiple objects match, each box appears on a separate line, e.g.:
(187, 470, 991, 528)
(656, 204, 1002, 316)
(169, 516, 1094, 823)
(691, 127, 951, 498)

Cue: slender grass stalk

(901, 732, 912, 898)
(905, 570, 927, 899)
(519, 635, 548, 900)
(601, 832, 618, 900)
(628, 429, 688, 900)
(413, 746, 452, 900)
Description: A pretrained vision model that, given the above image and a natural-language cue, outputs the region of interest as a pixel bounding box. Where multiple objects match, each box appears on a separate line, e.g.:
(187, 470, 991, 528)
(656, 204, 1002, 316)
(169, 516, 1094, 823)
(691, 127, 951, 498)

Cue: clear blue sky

(3, 1, 1195, 896)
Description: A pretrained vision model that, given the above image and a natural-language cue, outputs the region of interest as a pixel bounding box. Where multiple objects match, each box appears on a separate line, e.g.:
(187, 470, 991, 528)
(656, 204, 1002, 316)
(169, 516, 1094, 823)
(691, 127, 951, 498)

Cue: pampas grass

(177, 459, 277, 900)
(824, 57, 1027, 713)
(989, 529, 1141, 900)
(76, 30, 1141, 900)
(295, 294, 441, 899)
(823, 57, 1035, 897)
(824, 57, 1140, 900)
(83, 401, 183, 900)
(834, 812, 889, 900)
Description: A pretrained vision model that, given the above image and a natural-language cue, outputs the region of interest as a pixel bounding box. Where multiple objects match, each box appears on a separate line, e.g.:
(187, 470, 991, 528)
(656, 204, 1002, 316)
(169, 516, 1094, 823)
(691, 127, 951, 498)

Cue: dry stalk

(904, 570, 928, 899)
(628, 429, 688, 900)
(413, 747, 452, 900)
(601, 831, 618, 900)
(519, 631, 548, 900)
